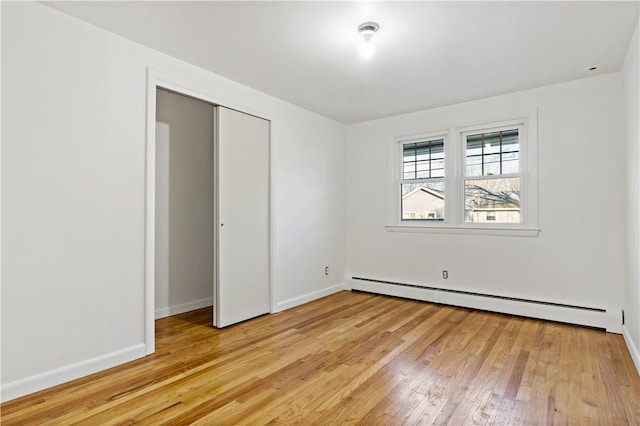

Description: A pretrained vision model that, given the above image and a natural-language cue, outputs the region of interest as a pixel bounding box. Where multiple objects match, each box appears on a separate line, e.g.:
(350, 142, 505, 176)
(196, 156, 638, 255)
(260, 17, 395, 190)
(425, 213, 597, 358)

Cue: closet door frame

(144, 68, 273, 354)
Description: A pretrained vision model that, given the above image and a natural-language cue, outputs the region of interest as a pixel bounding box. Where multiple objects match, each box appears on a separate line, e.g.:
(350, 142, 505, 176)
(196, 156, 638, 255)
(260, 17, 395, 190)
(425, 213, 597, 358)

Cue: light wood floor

(2, 291, 640, 425)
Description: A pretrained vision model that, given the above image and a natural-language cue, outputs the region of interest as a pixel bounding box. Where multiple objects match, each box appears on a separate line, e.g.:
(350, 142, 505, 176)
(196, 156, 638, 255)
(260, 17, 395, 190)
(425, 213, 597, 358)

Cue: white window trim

(387, 110, 539, 237)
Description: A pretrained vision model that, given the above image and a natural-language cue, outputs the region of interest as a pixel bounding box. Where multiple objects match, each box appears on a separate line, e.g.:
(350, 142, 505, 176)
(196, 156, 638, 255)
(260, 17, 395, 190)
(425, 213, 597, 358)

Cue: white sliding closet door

(215, 106, 270, 328)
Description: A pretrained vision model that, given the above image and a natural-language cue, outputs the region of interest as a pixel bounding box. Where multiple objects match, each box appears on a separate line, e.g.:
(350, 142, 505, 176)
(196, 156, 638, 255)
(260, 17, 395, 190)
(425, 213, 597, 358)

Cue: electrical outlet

(443, 270, 448, 279)
(325, 266, 329, 276)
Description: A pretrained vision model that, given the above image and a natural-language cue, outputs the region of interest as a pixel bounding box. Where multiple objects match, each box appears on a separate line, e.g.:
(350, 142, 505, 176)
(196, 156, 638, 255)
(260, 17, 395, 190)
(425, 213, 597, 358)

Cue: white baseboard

(623, 325, 640, 376)
(0, 343, 146, 403)
(155, 297, 213, 319)
(275, 283, 345, 312)
(349, 278, 619, 332)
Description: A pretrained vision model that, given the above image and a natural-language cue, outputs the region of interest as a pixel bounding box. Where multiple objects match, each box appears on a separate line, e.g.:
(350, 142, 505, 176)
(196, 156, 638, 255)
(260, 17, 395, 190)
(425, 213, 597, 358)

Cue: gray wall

(155, 89, 214, 318)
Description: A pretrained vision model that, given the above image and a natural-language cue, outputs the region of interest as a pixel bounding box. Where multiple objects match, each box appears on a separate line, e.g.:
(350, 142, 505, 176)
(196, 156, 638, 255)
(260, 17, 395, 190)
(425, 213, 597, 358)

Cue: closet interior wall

(155, 88, 215, 319)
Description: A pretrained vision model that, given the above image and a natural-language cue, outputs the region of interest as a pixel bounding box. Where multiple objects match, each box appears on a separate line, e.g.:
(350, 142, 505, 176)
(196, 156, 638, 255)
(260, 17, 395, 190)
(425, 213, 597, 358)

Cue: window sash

(464, 128, 520, 177)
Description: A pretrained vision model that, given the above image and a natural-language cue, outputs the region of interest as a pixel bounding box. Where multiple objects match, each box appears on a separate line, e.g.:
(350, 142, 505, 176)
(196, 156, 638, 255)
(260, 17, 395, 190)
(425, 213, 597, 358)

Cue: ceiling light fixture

(358, 21, 379, 59)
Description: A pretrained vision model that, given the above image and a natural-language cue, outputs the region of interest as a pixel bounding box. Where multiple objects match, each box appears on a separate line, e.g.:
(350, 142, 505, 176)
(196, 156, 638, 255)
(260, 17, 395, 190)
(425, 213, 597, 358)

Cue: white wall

(623, 18, 640, 372)
(155, 89, 215, 319)
(346, 73, 625, 327)
(1, 2, 346, 400)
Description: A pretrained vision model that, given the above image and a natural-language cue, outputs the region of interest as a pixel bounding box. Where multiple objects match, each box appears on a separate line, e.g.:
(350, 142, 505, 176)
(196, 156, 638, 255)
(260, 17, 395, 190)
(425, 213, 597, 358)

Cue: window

(399, 136, 445, 221)
(463, 127, 521, 224)
(391, 115, 538, 236)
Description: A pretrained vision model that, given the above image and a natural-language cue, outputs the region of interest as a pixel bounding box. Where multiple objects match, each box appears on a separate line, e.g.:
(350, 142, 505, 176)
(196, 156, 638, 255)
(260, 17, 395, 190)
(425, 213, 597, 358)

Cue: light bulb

(360, 38, 374, 58)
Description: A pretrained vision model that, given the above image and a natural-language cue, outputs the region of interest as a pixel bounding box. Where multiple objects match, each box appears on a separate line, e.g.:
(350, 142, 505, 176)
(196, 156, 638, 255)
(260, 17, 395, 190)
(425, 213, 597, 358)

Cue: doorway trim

(144, 68, 273, 354)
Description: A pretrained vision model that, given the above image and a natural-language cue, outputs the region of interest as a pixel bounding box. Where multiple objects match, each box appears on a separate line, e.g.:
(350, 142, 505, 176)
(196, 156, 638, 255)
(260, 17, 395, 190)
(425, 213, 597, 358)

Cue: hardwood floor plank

(2, 291, 639, 425)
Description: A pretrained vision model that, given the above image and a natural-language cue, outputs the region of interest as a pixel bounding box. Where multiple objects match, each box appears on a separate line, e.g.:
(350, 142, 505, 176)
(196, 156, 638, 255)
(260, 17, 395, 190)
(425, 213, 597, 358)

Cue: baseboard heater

(350, 276, 612, 331)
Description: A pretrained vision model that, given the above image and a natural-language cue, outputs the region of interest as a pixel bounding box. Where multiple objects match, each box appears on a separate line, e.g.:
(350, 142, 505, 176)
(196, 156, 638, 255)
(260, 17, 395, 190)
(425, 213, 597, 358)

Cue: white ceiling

(45, 1, 639, 124)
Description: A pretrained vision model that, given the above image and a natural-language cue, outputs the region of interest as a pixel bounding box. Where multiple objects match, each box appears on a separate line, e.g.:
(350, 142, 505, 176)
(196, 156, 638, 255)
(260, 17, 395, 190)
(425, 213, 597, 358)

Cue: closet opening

(155, 88, 215, 324)
(145, 76, 272, 355)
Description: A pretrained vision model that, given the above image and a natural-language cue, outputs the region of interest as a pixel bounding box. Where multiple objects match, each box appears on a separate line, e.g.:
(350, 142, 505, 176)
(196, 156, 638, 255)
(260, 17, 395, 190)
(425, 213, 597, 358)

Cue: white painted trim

(386, 224, 540, 237)
(145, 68, 156, 355)
(147, 69, 272, 122)
(0, 1, 4, 394)
(155, 298, 214, 320)
(0, 344, 146, 403)
(269, 119, 277, 315)
(623, 325, 640, 376)
(349, 278, 619, 332)
(274, 283, 345, 312)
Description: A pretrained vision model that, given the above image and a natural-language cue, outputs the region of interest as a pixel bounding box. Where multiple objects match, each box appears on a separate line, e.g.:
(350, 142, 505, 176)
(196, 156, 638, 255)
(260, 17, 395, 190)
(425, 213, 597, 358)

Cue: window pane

(502, 130, 519, 149)
(415, 144, 430, 161)
(431, 159, 445, 178)
(483, 133, 501, 154)
(502, 154, 519, 174)
(430, 140, 444, 156)
(403, 138, 445, 180)
(416, 161, 429, 179)
(466, 135, 483, 153)
(466, 129, 519, 176)
(464, 178, 520, 223)
(484, 154, 501, 175)
(402, 182, 445, 221)
(502, 130, 519, 173)
(466, 154, 482, 176)
(403, 145, 416, 161)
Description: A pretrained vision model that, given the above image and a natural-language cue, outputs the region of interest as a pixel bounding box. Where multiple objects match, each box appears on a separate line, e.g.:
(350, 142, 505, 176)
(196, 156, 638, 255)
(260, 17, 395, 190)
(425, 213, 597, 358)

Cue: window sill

(385, 224, 540, 237)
